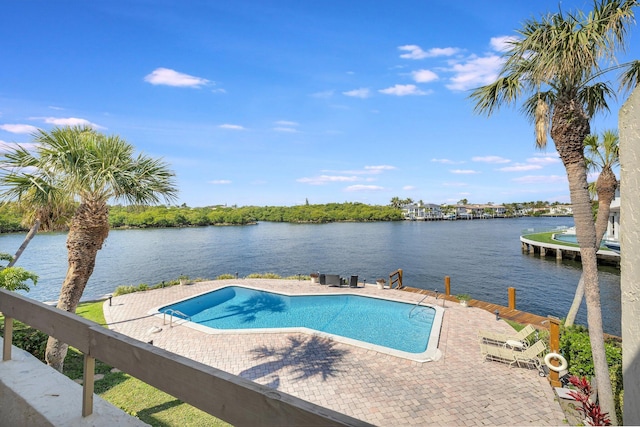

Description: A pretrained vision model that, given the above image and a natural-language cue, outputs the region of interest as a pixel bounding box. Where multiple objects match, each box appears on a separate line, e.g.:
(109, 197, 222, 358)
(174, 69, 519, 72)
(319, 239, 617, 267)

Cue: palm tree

(566, 130, 620, 326)
(0, 126, 177, 371)
(469, 2, 638, 422)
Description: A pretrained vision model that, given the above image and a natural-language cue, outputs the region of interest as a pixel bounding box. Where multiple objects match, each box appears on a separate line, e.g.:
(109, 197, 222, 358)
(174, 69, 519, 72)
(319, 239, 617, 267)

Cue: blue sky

(1, 1, 637, 207)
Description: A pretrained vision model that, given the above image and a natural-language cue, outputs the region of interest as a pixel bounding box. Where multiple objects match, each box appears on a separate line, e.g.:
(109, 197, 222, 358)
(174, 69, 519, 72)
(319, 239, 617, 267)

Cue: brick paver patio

(104, 279, 566, 426)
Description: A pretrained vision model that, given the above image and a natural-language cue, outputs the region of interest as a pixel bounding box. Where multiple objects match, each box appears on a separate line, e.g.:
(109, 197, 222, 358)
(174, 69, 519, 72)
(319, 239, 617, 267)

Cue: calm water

(0, 217, 622, 335)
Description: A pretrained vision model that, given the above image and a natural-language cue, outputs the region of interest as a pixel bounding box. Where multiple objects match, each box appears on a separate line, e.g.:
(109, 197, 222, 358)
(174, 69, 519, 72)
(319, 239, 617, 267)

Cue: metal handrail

(163, 309, 191, 327)
(409, 293, 431, 318)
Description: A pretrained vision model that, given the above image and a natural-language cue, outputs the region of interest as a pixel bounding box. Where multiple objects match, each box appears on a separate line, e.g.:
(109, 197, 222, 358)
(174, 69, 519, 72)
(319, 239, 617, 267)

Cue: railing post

(398, 269, 403, 289)
(444, 276, 451, 296)
(508, 287, 516, 310)
(82, 354, 95, 417)
(548, 316, 561, 388)
(3, 316, 13, 361)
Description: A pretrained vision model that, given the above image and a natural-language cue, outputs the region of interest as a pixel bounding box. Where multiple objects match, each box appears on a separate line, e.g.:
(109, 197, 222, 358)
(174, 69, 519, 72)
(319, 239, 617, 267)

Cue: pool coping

(148, 283, 444, 363)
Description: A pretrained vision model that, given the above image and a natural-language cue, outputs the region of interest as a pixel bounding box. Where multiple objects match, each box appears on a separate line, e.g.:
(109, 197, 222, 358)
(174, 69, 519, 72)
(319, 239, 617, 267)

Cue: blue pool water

(554, 233, 578, 244)
(159, 286, 438, 355)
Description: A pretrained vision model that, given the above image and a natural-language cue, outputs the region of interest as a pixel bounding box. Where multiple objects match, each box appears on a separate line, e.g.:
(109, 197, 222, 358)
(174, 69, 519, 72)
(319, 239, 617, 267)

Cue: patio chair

(477, 324, 536, 348)
(325, 274, 341, 287)
(349, 275, 359, 288)
(480, 339, 547, 373)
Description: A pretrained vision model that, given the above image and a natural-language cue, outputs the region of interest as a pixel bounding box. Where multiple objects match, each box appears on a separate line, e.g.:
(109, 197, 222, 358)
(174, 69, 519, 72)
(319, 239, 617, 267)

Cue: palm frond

(534, 98, 550, 149)
(578, 82, 615, 117)
(620, 60, 640, 93)
(469, 76, 524, 116)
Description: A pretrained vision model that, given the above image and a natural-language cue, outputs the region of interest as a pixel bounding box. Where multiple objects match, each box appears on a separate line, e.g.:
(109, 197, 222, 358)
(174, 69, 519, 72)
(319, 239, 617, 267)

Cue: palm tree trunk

(551, 97, 617, 424)
(45, 201, 109, 372)
(7, 219, 40, 267)
(563, 163, 618, 425)
(566, 169, 617, 326)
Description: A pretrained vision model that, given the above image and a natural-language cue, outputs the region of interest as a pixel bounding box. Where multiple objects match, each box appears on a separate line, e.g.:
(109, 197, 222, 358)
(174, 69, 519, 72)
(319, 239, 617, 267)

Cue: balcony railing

(0, 288, 370, 426)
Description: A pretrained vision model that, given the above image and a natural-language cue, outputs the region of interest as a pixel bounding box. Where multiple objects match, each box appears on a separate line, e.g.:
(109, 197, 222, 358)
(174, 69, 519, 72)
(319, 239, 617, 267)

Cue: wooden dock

(400, 286, 550, 330)
(400, 286, 621, 340)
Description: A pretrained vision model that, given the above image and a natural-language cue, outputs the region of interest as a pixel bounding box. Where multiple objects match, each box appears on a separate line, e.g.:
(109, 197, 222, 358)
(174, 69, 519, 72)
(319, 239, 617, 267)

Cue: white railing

(0, 288, 370, 426)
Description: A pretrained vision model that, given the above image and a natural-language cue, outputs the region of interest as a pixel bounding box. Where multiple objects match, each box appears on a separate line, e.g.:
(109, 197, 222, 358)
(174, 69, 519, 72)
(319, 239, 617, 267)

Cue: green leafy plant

(456, 293, 471, 301)
(245, 272, 282, 279)
(0, 252, 38, 291)
(560, 325, 623, 423)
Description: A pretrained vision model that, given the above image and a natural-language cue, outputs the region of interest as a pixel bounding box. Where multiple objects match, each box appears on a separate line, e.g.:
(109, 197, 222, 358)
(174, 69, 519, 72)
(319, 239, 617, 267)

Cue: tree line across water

(0, 202, 404, 232)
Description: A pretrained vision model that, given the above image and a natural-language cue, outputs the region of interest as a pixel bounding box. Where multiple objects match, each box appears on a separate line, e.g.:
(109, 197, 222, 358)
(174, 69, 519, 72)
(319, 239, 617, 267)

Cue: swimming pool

(553, 233, 578, 244)
(156, 285, 443, 362)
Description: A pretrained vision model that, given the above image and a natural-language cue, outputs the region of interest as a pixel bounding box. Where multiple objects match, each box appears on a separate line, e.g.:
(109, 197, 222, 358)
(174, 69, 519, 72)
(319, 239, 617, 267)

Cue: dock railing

(389, 269, 403, 289)
(0, 288, 369, 426)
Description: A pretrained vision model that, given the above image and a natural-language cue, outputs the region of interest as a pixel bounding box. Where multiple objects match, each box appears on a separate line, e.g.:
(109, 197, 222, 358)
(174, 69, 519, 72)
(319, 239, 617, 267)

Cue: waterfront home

(403, 203, 443, 220)
(607, 188, 620, 240)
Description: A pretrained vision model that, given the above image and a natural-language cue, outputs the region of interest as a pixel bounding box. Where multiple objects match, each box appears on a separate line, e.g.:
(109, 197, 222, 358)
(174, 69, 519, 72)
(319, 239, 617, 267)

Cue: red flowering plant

(566, 376, 611, 426)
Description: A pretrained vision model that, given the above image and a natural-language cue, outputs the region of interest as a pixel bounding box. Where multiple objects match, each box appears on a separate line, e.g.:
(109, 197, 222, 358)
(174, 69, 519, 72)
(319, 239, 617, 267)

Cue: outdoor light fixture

(495, 310, 500, 321)
(108, 296, 112, 306)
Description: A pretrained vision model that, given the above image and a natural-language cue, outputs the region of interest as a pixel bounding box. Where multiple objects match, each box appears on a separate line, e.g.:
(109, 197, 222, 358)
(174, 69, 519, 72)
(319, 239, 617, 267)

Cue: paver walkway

(104, 279, 567, 426)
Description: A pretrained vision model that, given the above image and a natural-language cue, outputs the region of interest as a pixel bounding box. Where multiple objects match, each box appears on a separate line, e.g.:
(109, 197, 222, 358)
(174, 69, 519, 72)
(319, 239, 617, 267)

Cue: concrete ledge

(0, 337, 148, 427)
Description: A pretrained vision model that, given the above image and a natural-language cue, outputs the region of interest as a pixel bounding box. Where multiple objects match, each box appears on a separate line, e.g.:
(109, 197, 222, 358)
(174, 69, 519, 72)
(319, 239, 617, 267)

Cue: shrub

(0, 320, 48, 360)
(245, 273, 282, 279)
(215, 274, 235, 280)
(114, 285, 137, 296)
(560, 325, 623, 422)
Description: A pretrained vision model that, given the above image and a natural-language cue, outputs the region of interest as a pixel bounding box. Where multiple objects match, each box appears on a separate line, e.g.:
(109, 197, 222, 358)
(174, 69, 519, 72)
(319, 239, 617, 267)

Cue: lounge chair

(478, 324, 536, 348)
(325, 274, 341, 287)
(480, 340, 547, 372)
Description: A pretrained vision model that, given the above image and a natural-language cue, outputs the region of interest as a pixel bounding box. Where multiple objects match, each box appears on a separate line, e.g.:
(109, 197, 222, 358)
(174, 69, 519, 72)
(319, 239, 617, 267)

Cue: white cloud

(528, 155, 560, 165)
(42, 117, 103, 128)
(344, 185, 385, 192)
(403, 185, 417, 191)
(343, 88, 371, 98)
(450, 169, 480, 174)
(472, 155, 510, 164)
(498, 164, 543, 172)
(275, 120, 299, 127)
(310, 90, 334, 98)
(144, 67, 210, 88)
(273, 127, 299, 133)
(209, 180, 232, 185)
(411, 69, 439, 83)
(379, 84, 429, 96)
(0, 124, 38, 134)
(512, 175, 567, 184)
(0, 141, 39, 156)
(398, 45, 460, 59)
(431, 158, 464, 164)
(445, 55, 504, 91)
(218, 124, 246, 130)
(211, 88, 227, 94)
(490, 36, 518, 52)
(297, 175, 359, 185)
(364, 165, 396, 173)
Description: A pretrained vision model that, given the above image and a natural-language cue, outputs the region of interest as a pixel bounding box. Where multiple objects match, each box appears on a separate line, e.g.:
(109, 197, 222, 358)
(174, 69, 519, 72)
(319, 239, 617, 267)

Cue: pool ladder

(163, 309, 191, 327)
(409, 293, 431, 318)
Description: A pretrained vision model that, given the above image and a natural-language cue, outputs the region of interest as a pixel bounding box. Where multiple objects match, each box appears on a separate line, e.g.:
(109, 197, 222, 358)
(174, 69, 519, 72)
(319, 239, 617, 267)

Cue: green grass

(522, 231, 580, 247)
(71, 301, 228, 426)
(522, 231, 610, 250)
(1, 300, 227, 426)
